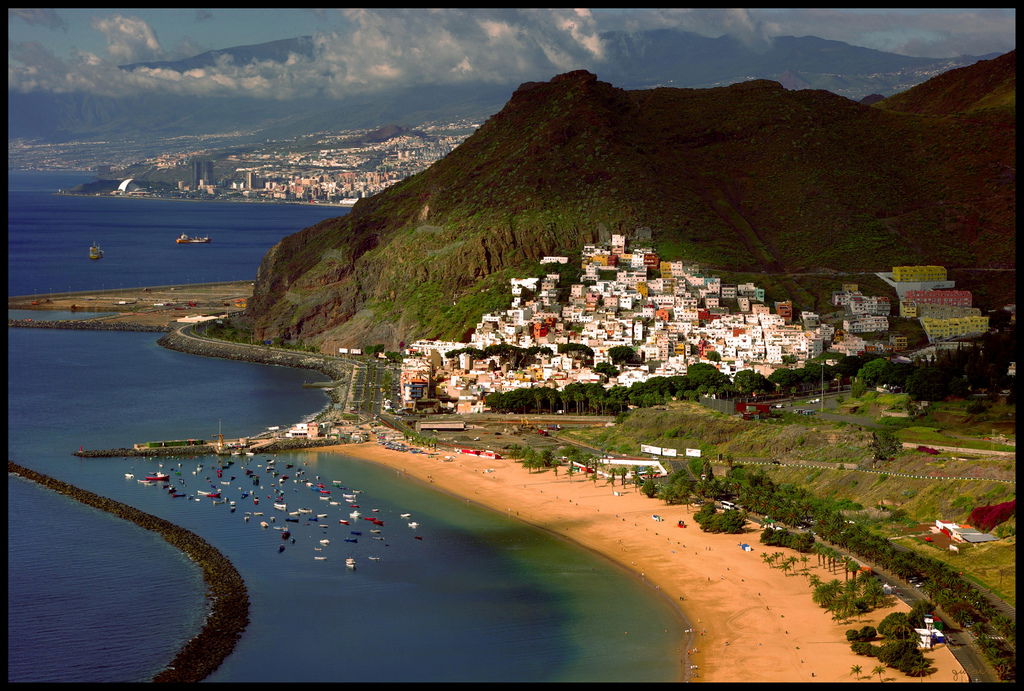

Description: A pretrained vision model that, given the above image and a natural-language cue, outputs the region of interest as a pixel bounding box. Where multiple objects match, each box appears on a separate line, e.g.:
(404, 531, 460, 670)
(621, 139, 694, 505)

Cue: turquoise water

(7, 173, 685, 682)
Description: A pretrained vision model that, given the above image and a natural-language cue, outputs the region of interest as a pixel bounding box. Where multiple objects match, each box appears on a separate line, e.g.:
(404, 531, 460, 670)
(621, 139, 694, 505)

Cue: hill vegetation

(244, 57, 1014, 351)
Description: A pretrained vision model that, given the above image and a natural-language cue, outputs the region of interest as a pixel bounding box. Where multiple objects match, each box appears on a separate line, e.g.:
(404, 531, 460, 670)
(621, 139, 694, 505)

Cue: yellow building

(893, 265, 947, 282)
(900, 301, 918, 318)
(921, 315, 989, 341)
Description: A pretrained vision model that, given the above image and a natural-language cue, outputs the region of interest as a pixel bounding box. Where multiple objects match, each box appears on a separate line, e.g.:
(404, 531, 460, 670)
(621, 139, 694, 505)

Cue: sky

(8, 8, 1016, 100)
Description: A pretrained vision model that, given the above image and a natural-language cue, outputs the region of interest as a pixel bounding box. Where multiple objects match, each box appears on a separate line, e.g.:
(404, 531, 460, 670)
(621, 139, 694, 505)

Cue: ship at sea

(176, 234, 211, 244)
(88, 243, 103, 260)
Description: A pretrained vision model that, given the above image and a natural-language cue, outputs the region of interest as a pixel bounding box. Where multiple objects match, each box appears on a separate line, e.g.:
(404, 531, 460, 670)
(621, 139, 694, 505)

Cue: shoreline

(7, 461, 249, 683)
(54, 191, 357, 209)
(324, 441, 968, 683)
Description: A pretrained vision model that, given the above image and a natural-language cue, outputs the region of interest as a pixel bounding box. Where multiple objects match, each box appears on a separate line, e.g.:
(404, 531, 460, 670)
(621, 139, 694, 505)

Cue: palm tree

(872, 664, 886, 683)
(800, 555, 810, 574)
(850, 664, 863, 680)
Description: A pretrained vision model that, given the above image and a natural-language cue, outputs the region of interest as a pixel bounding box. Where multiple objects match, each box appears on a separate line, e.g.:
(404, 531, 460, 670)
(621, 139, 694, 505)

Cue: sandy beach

(323, 441, 966, 683)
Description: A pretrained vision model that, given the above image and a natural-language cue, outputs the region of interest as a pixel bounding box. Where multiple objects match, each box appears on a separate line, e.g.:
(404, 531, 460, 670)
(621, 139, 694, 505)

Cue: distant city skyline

(9, 8, 1015, 101)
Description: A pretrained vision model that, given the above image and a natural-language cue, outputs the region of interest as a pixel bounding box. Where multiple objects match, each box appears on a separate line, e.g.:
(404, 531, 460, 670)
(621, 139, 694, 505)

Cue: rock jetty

(8, 461, 249, 683)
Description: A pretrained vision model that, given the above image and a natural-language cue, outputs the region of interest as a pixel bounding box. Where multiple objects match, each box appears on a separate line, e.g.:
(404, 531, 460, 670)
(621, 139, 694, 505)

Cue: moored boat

(89, 242, 103, 260)
(176, 233, 211, 244)
(346, 557, 356, 570)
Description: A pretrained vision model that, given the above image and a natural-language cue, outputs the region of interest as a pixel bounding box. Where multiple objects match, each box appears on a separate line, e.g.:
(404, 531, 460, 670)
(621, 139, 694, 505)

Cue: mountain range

(8, 29, 1001, 143)
(241, 51, 1015, 352)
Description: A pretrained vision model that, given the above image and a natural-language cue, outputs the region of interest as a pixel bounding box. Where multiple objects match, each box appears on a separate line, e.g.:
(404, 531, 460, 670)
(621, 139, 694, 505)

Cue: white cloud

(90, 13, 164, 62)
(6, 8, 1015, 99)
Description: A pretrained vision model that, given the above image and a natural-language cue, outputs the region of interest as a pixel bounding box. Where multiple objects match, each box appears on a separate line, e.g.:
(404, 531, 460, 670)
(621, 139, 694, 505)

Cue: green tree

(733, 369, 775, 395)
(608, 345, 638, 365)
(595, 362, 620, 378)
(871, 429, 902, 461)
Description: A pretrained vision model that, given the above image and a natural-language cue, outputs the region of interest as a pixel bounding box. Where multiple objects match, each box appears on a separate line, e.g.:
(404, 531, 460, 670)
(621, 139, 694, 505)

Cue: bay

(7, 171, 684, 682)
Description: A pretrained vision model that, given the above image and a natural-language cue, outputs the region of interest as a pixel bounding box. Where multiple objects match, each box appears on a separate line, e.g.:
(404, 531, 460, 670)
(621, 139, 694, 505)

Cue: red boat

(339, 520, 350, 525)
(145, 474, 170, 482)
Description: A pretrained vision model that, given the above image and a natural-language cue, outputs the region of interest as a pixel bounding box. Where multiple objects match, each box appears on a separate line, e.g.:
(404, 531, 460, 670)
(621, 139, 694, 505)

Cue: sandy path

(321, 441, 965, 683)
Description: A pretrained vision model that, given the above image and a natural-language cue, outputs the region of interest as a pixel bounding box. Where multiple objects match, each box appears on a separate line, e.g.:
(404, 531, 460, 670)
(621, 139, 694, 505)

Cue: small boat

(89, 242, 103, 260)
(370, 529, 381, 534)
(344, 538, 358, 543)
(176, 233, 211, 244)
(172, 493, 186, 498)
(297, 508, 312, 514)
(319, 539, 330, 545)
(278, 545, 286, 553)
(371, 508, 380, 512)
(338, 520, 349, 525)
(285, 517, 299, 523)
(368, 556, 381, 561)
(316, 513, 328, 518)
(314, 556, 327, 561)
(281, 531, 290, 539)
(350, 531, 362, 536)
(274, 503, 287, 511)
(124, 473, 134, 479)
(408, 522, 419, 529)
(400, 513, 411, 518)
(371, 536, 385, 541)
(146, 474, 170, 482)
(260, 521, 269, 528)
(307, 516, 318, 522)
(346, 558, 356, 570)
(350, 511, 361, 518)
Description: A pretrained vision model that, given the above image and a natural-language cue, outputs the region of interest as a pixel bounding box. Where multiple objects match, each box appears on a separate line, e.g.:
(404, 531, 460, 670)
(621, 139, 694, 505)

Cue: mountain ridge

(242, 58, 1014, 351)
(9, 30, 1003, 143)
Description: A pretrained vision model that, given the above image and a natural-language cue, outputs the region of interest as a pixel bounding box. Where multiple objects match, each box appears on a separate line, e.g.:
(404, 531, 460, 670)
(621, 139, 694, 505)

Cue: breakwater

(158, 327, 349, 380)
(8, 319, 171, 333)
(7, 461, 248, 683)
(75, 438, 341, 458)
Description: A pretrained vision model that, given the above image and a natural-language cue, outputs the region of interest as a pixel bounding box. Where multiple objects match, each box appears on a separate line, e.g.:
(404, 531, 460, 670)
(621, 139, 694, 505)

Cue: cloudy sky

(9, 8, 1016, 99)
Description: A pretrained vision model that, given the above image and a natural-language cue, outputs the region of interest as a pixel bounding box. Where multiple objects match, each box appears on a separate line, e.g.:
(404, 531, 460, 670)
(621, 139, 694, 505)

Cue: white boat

(370, 529, 381, 534)
(274, 503, 287, 511)
(408, 522, 419, 529)
(350, 511, 361, 518)
(297, 508, 312, 514)
(124, 473, 134, 479)
(368, 556, 381, 561)
(320, 496, 330, 501)
(260, 521, 269, 528)
(319, 539, 330, 545)
(314, 556, 327, 561)
(345, 558, 356, 570)
(400, 513, 411, 518)
(316, 513, 328, 518)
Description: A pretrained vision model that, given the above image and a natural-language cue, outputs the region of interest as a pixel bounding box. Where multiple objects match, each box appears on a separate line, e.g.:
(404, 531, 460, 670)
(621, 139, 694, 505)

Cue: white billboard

(640, 444, 662, 455)
(685, 448, 702, 457)
(661, 447, 677, 457)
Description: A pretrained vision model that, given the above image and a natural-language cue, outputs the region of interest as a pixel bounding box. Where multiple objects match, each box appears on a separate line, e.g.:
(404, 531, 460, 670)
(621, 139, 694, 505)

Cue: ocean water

(7, 172, 684, 682)
(7, 170, 346, 296)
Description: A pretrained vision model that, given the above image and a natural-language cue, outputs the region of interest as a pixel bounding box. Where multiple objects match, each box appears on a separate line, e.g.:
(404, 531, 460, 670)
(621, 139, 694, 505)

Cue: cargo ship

(89, 243, 103, 260)
(176, 234, 211, 243)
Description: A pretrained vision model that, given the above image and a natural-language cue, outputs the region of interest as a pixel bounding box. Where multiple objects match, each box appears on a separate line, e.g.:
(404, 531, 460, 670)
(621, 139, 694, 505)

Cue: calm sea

(7, 171, 684, 682)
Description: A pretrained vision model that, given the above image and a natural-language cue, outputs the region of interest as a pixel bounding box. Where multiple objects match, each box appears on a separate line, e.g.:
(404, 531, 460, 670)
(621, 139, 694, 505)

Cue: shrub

(968, 499, 1016, 532)
(850, 641, 877, 657)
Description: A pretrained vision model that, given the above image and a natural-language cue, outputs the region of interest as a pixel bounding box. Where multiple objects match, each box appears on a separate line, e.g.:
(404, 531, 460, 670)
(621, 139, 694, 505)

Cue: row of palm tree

(729, 466, 1015, 680)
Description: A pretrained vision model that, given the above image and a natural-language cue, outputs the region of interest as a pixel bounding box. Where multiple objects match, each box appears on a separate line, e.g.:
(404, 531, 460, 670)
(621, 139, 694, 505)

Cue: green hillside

(244, 60, 1015, 351)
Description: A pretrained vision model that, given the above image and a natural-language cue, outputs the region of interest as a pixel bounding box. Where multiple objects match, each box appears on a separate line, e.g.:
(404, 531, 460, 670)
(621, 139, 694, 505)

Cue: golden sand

(320, 441, 965, 683)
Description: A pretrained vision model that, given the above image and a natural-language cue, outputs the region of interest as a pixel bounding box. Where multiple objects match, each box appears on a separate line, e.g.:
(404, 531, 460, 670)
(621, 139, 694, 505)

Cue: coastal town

(43, 120, 478, 205)
(394, 232, 996, 415)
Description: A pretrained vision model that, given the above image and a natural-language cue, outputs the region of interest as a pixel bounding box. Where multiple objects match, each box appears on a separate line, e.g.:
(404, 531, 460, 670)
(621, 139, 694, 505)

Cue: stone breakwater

(7, 461, 249, 683)
(8, 319, 171, 332)
(74, 438, 340, 458)
(157, 328, 349, 380)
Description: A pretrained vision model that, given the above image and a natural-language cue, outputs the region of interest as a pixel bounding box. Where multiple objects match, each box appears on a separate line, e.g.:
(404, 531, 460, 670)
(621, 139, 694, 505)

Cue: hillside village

(396, 232, 992, 415)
